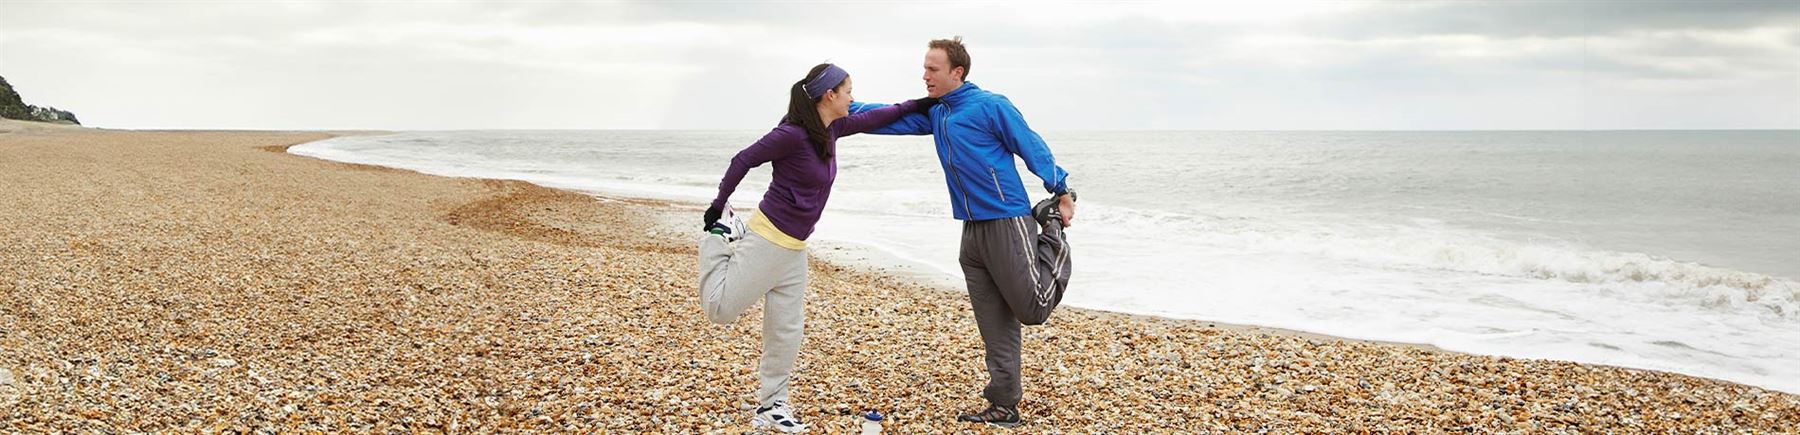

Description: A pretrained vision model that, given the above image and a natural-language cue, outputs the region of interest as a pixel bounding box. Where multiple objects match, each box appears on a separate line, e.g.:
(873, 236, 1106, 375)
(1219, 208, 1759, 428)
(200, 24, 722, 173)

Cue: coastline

(2, 126, 1795, 431)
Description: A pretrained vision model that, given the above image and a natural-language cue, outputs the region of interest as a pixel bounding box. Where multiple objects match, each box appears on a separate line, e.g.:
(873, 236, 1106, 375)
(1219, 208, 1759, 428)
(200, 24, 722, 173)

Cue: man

(849, 36, 1075, 428)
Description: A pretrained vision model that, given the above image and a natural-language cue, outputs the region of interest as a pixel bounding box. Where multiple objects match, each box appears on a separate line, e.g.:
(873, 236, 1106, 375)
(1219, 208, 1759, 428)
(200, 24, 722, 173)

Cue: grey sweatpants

(961, 215, 1072, 408)
(697, 231, 808, 409)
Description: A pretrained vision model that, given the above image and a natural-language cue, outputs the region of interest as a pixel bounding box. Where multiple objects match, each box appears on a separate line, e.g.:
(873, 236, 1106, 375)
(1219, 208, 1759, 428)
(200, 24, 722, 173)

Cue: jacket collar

(941, 81, 980, 105)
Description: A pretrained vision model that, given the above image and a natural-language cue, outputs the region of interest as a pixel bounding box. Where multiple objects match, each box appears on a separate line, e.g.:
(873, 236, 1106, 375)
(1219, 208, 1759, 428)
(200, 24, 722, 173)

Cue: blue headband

(802, 64, 849, 99)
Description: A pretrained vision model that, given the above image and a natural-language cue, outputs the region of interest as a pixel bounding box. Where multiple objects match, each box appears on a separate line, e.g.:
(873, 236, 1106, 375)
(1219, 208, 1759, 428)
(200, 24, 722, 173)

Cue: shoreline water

(5, 124, 1797, 431)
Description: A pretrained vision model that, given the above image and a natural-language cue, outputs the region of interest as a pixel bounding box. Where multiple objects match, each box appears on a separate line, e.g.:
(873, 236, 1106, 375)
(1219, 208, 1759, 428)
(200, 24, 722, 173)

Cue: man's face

(923, 48, 963, 98)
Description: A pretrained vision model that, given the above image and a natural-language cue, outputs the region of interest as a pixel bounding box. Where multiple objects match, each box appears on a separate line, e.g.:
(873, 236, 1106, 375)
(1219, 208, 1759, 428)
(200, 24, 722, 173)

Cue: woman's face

(823, 76, 853, 119)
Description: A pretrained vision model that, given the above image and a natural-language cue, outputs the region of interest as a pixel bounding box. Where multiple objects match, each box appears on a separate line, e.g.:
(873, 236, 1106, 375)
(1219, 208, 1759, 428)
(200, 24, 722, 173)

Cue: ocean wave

(1079, 204, 1800, 319)
(1396, 240, 1799, 318)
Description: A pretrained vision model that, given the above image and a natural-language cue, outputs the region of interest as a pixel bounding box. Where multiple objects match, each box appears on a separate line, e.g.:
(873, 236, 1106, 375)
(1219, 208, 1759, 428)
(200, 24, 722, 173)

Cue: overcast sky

(2, 1, 1796, 130)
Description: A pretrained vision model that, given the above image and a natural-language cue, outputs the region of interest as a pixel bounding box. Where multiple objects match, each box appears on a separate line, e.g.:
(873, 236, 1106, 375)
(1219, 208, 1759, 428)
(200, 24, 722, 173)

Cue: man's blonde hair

(929, 36, 971, 81)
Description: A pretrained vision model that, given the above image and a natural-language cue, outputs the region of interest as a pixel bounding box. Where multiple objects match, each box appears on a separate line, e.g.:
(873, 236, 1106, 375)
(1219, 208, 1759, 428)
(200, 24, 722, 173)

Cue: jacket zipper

(988, 167, 1005, 202)
(940, 102, 975, 218)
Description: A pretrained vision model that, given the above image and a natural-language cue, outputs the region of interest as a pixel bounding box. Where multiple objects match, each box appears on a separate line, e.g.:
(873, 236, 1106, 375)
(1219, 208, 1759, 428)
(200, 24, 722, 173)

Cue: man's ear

(953, 67, 966, 81)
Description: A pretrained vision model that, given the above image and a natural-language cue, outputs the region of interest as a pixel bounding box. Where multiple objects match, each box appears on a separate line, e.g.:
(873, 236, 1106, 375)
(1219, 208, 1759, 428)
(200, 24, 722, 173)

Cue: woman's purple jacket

(711, 99, 923, 241)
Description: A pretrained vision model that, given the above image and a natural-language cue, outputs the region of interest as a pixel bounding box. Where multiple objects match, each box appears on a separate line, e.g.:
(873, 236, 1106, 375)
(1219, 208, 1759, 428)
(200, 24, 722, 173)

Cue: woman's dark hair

(784, 63, 843, 160)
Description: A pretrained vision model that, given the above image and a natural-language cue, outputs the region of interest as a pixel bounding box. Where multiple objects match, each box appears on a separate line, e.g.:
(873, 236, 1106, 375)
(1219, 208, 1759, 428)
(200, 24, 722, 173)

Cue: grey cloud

(4, 1, 1794, 130)
(1315, 1, 1800, 39)
(1256, 2, 1800, 86)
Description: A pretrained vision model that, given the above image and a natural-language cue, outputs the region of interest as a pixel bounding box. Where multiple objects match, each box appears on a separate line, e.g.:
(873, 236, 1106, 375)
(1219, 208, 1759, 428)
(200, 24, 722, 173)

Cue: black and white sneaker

(1031, 195, 1064, 228)
(751, 401, 809, 433)
(705, 205, 747, 242)
(956, 404, 1021, 428)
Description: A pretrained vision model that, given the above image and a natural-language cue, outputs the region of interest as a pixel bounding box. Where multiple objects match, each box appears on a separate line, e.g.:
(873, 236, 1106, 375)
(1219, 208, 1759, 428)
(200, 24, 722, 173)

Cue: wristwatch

(1059, 188, 1077, 203)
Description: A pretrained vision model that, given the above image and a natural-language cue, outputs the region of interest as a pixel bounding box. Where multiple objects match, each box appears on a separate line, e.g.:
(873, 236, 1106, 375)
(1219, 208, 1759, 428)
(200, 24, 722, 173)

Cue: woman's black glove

(911, 97, 940, 114)
(703, 205, 722, 231)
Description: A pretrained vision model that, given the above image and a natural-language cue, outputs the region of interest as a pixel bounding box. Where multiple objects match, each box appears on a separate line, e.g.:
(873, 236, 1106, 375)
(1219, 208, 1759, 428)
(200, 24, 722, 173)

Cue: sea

(290, 129, 1800, 394)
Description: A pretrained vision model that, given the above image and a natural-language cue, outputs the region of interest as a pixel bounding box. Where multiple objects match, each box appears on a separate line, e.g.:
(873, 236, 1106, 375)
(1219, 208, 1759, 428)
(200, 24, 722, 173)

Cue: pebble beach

(3, 122, 1797, 432)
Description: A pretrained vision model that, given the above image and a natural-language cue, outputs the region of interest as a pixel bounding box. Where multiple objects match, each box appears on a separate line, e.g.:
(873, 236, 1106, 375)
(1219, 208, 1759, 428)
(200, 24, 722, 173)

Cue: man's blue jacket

(850, 82, 1070, 221)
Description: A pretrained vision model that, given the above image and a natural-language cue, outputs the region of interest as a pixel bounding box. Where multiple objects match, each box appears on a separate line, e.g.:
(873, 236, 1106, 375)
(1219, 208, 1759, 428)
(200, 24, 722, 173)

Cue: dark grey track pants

(960, 215, 1072, 407)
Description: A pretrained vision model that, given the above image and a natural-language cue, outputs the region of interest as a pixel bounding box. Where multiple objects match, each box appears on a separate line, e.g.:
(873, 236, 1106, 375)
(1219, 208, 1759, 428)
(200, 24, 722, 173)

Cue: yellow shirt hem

(749, 210, 806, 251)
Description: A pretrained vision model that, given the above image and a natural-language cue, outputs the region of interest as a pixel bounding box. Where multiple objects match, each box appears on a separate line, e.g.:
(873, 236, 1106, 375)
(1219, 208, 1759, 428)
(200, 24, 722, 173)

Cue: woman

(697, 63, 932, 433)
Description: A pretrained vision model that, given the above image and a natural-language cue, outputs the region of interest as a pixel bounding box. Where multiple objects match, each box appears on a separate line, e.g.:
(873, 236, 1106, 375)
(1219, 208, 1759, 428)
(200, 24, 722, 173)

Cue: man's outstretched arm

(848, 101, 934, 136)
